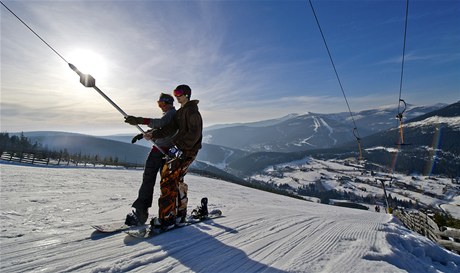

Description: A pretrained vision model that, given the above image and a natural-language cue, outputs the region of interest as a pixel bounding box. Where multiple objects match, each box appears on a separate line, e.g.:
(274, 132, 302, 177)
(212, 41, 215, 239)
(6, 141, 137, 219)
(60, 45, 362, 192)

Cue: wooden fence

(394, 209, 460, 254)
(1, 152, 54, 166)
(0, 152, 144, 169)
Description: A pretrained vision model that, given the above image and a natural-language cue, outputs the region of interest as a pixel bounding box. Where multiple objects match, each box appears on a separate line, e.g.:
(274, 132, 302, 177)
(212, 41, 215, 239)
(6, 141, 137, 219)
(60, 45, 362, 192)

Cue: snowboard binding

(191, 197, 209, 219)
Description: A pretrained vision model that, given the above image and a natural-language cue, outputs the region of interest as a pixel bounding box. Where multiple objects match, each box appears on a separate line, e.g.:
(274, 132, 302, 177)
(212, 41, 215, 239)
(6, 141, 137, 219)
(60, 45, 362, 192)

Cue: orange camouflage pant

(158, 155, 195, 225)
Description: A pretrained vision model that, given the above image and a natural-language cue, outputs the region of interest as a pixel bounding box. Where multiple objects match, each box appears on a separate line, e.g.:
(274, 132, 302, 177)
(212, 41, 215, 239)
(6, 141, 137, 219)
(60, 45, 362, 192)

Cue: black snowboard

(125, 209, 223, 238)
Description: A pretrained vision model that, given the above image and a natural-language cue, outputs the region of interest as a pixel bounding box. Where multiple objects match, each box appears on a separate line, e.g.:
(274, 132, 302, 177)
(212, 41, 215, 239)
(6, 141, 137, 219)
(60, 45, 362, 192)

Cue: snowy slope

(1, 164, 459, 273)
(251, 157, 460, 216)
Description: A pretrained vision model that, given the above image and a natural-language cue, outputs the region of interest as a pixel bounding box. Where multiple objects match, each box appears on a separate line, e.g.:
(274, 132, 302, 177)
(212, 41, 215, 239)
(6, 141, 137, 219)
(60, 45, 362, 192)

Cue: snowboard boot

(150, 217, 175, 231)
(191, 197, 209, 219)
(175, 210, 187, 227)
(175, 216, 187, 227)
(125, 208, 148, 226)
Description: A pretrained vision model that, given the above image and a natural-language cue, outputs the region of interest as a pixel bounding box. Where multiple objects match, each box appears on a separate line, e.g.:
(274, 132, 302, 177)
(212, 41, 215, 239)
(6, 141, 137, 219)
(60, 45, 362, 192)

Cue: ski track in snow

(319, 117, 337, 145)
(298, 116, 336, 146)
(1, 164, 459, 273)
(311, 116, 321, 133)
(200, 147, 235, 169)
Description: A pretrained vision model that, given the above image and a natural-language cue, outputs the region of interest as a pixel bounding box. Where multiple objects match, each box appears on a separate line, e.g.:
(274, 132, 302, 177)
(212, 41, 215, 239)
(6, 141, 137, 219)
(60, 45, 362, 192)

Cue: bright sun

(68, 49, 107, 78)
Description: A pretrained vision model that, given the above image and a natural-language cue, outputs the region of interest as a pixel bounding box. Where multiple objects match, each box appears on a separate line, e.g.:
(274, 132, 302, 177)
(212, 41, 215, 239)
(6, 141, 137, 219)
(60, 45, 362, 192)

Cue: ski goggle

(173, 89, 187, 97)
(158, 94, 173, 105)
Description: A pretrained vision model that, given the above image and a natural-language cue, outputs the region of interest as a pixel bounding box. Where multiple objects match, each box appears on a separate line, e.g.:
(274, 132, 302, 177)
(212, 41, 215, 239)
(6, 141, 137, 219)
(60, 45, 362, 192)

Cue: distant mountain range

(12, 102, 459, 177)
(361, 102, 460, 151)
(359, 101, 460, 176)
(226, 101, 460, 177)
(203, 103, 447, 153)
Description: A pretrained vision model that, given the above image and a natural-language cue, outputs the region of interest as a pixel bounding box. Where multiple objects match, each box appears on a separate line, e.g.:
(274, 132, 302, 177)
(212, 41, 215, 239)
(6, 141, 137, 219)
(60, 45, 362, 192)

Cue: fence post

(425, 211, 429, 237)
(379, 179, 390, 213)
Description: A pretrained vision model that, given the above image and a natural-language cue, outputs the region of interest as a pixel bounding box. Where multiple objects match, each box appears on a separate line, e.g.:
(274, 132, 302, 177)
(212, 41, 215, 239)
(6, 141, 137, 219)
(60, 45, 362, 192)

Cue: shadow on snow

(123, 219, 288, 272)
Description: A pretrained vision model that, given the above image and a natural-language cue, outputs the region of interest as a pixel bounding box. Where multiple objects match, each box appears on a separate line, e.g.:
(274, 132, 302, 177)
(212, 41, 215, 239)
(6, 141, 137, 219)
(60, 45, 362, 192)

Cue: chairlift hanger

(395, 99, 411, 146)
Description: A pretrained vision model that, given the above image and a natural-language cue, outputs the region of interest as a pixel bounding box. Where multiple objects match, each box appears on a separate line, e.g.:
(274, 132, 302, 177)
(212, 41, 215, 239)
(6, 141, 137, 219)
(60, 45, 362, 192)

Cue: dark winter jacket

(151, 100, 202, 157)
(150, 107, 177, 151)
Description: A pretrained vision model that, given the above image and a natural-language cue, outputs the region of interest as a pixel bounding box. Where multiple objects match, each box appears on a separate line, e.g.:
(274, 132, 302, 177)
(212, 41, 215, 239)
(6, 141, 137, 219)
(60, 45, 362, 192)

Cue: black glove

(167, 145, 183, 159)
(131, 133, 144, 144)
(125, 116, 145, 125)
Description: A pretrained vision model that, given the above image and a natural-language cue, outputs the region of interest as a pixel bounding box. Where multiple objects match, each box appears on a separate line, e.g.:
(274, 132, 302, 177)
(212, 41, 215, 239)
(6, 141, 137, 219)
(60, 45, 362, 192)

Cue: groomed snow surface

(1, 164, 459, 273)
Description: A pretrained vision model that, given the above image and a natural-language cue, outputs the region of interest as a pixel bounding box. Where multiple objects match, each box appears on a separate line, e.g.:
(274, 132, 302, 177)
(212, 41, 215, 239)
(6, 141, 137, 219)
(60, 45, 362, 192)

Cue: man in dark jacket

(124, 93, 177, 226)
(149, 84, 203, 229)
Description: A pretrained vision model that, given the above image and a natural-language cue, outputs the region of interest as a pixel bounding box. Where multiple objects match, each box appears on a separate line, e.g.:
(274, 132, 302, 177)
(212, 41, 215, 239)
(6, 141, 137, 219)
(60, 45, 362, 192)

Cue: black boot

(125, 208, 148, 226)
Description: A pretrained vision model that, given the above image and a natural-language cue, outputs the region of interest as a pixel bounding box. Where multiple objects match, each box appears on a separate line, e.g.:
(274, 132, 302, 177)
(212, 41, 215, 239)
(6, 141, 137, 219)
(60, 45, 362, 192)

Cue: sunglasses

(173, 89, 186, 97)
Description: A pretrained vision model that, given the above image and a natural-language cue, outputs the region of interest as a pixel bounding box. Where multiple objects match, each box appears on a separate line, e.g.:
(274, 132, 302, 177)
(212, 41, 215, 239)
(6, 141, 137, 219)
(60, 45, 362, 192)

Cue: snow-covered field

(1, 164, 459, 273)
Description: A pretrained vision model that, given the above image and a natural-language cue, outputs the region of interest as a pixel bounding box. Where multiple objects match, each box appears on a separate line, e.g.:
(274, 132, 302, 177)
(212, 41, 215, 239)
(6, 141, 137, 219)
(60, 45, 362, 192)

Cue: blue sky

(1, 0, 459, 135)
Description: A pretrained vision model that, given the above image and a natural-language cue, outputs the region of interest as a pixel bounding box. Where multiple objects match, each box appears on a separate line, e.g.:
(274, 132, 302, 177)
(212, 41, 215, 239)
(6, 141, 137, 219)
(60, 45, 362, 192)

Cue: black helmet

(173, 84, 192, 99)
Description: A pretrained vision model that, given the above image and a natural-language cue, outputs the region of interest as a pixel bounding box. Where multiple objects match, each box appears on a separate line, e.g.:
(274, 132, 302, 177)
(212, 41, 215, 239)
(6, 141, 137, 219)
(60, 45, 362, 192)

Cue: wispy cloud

(1, 1, 458, 134)
(376, 51, 455, 65)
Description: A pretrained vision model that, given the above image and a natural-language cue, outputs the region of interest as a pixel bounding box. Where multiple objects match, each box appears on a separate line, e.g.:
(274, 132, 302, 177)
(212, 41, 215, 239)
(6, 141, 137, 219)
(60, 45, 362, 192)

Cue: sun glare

(68, 49, 108, 79)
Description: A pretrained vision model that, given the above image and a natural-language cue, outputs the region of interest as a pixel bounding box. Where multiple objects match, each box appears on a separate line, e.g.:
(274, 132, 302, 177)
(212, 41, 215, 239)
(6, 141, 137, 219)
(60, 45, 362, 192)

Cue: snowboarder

(148, 84, 203, 230)
(124, 93, 177, 226)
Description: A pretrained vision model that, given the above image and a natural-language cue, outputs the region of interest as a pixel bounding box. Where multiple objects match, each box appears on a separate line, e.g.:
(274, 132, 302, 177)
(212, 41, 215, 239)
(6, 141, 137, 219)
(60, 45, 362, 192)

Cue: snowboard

(91, 222, 147, 233)
(125, 209, 223, 238)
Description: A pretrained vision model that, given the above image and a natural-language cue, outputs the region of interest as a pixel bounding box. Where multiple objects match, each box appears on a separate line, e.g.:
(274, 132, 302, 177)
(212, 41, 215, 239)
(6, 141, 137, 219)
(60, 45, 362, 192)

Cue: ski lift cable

(0, 1, 166, 155)
(307, 0, 358, 131)
(390, 0, 410, 184)
(397, 0, 410, 115)
(396, 0, 410, 146)
(0, 1, 69, 64)
(307, 0, 363, 158)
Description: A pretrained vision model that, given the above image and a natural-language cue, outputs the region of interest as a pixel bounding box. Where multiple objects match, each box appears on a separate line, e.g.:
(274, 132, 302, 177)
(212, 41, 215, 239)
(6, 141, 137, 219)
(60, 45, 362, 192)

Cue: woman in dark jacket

(123, 93, 177, 226)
